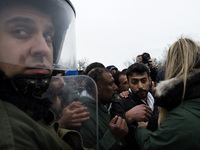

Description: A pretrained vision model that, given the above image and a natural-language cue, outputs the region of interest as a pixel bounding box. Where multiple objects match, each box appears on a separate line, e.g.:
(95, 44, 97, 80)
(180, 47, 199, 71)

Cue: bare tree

(123, 57, 136, 68)
(78, 58, 89, 71)
(123, 55, 166, 71)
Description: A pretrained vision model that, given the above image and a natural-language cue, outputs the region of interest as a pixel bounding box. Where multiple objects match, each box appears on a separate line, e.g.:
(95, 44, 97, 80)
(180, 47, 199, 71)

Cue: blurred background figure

(113, 71, 129, 98)
(43, 69, 66, 115)
(136, 52, 158, 82)
(106, 65, 119, 75)
(43, 68, 91, 130)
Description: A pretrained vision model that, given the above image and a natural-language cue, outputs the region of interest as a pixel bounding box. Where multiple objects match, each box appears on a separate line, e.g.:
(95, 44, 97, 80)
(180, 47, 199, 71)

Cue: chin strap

(0, 71, 52, 120)
(11, 74, 51, 98)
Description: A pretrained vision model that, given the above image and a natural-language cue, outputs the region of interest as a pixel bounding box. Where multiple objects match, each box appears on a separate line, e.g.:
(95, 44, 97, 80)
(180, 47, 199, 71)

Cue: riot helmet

(0, 0, 76, 76)
(0, 0, 76, 97)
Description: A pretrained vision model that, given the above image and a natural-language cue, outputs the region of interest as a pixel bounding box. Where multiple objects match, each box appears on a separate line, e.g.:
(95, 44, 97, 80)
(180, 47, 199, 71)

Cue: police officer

(0, 0, 90, 149)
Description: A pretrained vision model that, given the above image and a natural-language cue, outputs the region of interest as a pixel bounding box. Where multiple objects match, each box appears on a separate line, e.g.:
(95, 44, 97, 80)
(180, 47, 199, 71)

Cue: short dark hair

(88, 67, 109, 85)
(113, 71, 125, 87)
(84, 62, 105, 75)
(126, 62, 150, 80)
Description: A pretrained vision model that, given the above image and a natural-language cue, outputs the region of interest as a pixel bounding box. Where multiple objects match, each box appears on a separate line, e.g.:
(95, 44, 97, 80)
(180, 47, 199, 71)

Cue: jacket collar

(155, 68, 200, 110)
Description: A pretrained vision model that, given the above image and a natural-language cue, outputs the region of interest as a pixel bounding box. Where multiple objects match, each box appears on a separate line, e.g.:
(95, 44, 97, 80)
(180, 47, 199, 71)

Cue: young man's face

(98, 71, 118, 105)
(118, 74, 129, 93)
(128, 72, 150, 100)
(0, 4, 54, 77)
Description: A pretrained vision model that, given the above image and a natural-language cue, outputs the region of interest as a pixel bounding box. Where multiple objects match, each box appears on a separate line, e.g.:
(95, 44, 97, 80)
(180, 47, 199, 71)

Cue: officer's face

(128, 72, 150, 100)
(49, 74, 65, 95)
(0, 4, 54, 77)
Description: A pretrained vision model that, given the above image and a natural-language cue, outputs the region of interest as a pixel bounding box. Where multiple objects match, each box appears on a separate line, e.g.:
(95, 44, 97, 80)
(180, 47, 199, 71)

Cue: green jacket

(0, 100, 89, 150)
(78, 97, 124, 150)
(135, 98, 200, 150)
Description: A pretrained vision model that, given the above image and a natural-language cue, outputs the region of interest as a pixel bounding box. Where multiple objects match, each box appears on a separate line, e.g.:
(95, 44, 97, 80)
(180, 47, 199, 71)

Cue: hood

(155, 69, 200, 110)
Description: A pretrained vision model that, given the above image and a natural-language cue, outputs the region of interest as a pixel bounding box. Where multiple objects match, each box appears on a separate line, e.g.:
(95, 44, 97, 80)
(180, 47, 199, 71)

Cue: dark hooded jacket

(135, 69, 200, 150)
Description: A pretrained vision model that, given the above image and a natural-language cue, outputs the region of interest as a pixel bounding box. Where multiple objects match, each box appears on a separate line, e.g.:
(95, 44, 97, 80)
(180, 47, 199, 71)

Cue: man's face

(110, 69, 117, 75)
(49, 73, 65, 95)
(118, 74, 129, 93)
(98, 71, 118, 105)
(0, 4, 54, 77)
(128, 72, 150, 100)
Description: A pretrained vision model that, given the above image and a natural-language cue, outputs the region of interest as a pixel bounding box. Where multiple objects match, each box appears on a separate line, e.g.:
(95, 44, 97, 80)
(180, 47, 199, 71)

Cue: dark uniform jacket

(0, 71, 90, 150)
(0, 100, 89, 150)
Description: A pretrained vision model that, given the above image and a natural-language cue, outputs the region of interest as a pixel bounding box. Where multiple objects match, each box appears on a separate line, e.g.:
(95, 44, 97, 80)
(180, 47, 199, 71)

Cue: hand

(52, 98, 61, 111)
(109, 116, 128, 142)
(148, 59, 154, 69)
(137, 121, 148, 128)
(119, 90, 129, 98)
(58, 101, 90, 128)
(136, 55, 143, 62)
(125, 104, 153, 123)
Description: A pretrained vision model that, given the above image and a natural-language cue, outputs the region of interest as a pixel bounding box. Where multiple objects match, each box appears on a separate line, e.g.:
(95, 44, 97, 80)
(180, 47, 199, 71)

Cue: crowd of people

(0, 0, 200, 150)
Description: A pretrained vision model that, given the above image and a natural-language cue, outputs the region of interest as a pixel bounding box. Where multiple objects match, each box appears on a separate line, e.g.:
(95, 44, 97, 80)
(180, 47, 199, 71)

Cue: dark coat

(110, 91, 158, 150)
(78, 96, 124, 150)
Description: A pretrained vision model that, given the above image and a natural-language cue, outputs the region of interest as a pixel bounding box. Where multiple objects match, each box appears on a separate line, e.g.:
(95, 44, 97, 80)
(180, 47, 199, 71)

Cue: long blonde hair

(158, 37, 200, 125)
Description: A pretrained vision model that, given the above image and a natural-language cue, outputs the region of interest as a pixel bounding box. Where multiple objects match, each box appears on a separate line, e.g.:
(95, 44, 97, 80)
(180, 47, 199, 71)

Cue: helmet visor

(43, 75, 99, 148)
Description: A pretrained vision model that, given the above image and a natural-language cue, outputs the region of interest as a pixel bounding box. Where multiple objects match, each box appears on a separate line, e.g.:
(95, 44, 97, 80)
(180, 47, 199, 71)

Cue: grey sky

(72, 0, 200, 70)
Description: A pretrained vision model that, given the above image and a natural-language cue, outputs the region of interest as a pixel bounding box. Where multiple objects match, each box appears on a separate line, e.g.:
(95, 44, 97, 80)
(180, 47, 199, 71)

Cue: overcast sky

(72, 0, 200, 71)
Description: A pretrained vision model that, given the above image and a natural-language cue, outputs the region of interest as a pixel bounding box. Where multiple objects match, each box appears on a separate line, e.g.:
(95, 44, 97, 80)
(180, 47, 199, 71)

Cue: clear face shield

(0, 0, 76, 78)
(43, 75, 99, 149)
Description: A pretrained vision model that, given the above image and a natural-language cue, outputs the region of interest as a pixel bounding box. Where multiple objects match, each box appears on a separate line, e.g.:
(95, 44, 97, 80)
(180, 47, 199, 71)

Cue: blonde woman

(135, 38, 200, 150)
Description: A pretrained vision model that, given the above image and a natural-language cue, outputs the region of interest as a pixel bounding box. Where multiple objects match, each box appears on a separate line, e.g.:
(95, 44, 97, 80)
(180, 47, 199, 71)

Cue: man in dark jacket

(111, 62, 158, 150)
(78, 67, 129, 150)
